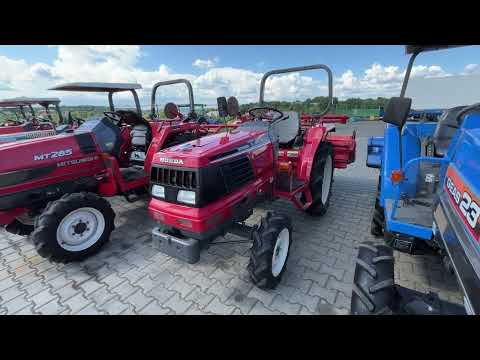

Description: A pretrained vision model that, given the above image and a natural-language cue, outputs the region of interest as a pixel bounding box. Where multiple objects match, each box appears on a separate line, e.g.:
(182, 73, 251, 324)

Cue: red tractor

(0, 79, 217, 262)
(148, 65, 357, 289)
(0, 98, 64, 143)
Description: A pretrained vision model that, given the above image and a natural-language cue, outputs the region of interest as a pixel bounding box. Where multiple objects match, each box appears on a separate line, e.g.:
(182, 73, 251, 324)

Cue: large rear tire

(305, 142, 334, 216)
(350, 242, 397, 315)
(247, 212, 292, 290)
(31, 192, 115, 263)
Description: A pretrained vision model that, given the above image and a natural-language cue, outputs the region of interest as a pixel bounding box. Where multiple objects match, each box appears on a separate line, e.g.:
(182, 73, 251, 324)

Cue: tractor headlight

(177, 190, 196, 205)
(151, 185, 165, 198)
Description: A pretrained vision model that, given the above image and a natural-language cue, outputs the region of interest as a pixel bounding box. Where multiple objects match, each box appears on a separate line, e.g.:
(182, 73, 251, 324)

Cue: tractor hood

(153, 125, 270, 168)
(0, 133, 83, 173)
(0, 133, 100, 176)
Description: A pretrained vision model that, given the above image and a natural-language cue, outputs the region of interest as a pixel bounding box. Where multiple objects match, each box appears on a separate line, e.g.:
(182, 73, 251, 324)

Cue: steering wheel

(104, 111, 125, 126)
(248, 107, 284, 122)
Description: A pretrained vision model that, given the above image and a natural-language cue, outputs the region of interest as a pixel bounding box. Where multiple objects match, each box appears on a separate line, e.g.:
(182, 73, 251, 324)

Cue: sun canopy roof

(405, 45, 465, 54)
(0, 97, 61, 107)
(50, 82, 142, 93)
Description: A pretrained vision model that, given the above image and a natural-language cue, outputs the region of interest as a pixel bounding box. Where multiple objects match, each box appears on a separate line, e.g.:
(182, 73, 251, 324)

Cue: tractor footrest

(152, 227, 200, 264)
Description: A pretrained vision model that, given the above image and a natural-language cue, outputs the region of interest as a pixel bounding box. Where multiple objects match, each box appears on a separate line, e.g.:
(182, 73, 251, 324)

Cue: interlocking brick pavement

(0, 122, 463, 314)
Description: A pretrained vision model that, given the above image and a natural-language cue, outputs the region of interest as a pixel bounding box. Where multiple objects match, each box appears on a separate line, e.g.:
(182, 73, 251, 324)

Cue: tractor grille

(151, 166, 198, 189)
(220, 156, 254, 193)
(150, 156, 253, 207)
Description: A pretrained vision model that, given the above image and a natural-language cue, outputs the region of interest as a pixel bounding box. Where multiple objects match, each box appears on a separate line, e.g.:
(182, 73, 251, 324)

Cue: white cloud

(463, 63, 480, 75)
(0, 46, 196, 107)
(192, 57, 219, 69)
(0, 46, 465, 108)
(334, 62, 451, 99)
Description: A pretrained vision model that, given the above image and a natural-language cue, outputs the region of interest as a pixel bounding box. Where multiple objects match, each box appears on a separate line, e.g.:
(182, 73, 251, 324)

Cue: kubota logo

(159, 157, 184, 165)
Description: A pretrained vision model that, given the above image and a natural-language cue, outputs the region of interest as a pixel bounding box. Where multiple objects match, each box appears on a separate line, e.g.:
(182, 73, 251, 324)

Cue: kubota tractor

(0, 79, 217, 262)
(148, 64, 356, 289)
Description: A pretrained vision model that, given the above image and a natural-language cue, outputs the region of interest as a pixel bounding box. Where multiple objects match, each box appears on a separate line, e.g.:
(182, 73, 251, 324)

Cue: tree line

(239, 96, 390, 114)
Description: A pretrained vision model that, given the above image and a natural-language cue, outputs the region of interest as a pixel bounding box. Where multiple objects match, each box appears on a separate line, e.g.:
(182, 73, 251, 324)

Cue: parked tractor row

(0, 65, 355, 292)
(2, 46, 478, 315)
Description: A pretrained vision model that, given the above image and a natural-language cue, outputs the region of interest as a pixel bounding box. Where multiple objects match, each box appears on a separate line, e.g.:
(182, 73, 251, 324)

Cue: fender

(144, 133, 164, 174)
(297, 126, 329, 181)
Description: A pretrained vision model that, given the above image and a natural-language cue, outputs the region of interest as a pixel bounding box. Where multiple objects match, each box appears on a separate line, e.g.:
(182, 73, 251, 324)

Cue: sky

(1, 45, 480, 108)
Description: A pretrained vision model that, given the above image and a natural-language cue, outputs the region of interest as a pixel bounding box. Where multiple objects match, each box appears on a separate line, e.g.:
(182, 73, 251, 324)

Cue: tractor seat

(273, 111, 300, 147)
(129, 123, 151, 167)
(433, 105, 468, 157)
(131, 124, 149, 148)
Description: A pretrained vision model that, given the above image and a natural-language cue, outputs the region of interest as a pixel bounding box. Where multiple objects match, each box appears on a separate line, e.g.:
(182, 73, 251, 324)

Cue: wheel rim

(56, 207, 105, 252)
(271, 228, 290, 277)
(321, 155, 333, 204)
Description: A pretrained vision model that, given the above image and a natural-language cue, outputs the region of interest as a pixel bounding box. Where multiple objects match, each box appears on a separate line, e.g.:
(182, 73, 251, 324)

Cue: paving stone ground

(0, 121, 462, 315)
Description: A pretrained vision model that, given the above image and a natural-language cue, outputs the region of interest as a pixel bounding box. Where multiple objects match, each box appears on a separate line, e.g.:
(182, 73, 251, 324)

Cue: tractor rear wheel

(247, 212, 292, 290)
(31, 192, 115, 263)
(305, 142, 334, 216)
(350, 242, 397, 315)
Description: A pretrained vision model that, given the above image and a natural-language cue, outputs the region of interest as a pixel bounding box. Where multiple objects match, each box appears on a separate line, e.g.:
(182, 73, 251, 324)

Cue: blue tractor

(351, 45, 480, 315)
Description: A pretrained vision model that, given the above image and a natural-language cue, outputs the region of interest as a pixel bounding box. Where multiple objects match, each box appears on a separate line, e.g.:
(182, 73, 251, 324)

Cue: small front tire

(247, 212, 293, 290)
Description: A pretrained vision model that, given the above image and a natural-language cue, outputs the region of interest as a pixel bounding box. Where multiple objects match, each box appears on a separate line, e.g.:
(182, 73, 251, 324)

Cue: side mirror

(227, 96, 240, 116)
(164, 102, 179, 119)
(217, 97, 228, 117)
(383, 97, 412, 128)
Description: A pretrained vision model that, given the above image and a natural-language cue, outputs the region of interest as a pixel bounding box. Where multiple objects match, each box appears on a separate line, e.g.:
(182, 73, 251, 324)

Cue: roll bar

(150, 79, 194, 118)
(400, 45, 467, 98)
(259, 64, 334, 117)
(50, 82, 142, 116)
(107, 90, 141, 115)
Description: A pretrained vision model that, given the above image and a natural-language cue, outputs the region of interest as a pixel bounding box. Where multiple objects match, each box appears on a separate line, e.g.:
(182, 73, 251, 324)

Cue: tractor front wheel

(305, 142, 334, 216)
(247, 212, 292, 290)
(31, 192, 115, 263)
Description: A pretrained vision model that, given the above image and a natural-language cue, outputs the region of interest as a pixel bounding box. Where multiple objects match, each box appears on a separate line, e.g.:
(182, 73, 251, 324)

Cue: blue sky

(1, 45, 479, 107)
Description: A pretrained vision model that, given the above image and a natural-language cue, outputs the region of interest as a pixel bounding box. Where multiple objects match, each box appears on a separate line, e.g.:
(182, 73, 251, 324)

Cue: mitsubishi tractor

(0, 79, 217, 262)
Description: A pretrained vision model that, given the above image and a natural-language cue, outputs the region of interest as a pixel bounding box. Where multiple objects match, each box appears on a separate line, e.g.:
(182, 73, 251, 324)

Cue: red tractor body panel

(0, 133, 104, 197)
(0, 125, 30, 135)
(151, 127, 267, 169)
(327, 132, 357, 168)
